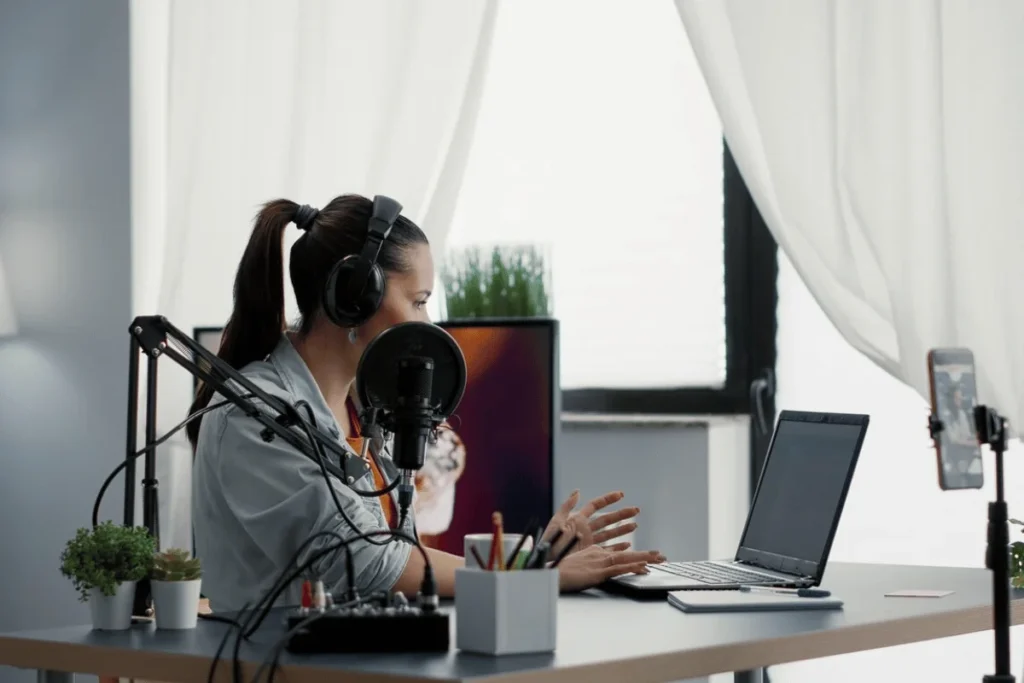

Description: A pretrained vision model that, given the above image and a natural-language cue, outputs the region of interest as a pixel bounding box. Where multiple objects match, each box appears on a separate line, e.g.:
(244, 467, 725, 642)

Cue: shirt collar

(268, 332, 345, 443)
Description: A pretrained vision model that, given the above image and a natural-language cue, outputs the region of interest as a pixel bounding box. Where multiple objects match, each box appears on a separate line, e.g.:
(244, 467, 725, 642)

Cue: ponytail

(186, 199, 299, 448)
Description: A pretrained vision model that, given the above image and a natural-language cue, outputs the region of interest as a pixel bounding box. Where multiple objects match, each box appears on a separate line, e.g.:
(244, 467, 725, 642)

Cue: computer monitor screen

(738, 413, 867, 572)
(190, 321, 557, 556)
(421, 320, 556, 553)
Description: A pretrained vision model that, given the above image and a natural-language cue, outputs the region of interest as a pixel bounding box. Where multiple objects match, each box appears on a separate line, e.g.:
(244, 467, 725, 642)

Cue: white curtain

(676, 0, 1024, 422)
(130, 0, 497, 550)
(677, 1, 1024, 680)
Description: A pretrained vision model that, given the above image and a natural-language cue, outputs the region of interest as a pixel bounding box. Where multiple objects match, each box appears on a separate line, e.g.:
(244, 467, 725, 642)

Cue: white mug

(464, 533, 533, 569)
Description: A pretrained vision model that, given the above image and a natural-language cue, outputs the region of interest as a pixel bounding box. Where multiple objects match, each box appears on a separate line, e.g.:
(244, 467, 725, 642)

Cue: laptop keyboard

(650, 561, 777, 584)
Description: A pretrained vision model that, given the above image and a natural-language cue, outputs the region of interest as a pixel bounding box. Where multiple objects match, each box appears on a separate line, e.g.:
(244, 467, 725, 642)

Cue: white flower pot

(151, 579, 202, 629)
(89, 581, 136, 631)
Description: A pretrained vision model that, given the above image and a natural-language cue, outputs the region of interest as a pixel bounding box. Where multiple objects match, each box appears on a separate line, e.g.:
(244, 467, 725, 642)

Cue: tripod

(930, 404, 1014, 682)
(975, 405, 1013, 683)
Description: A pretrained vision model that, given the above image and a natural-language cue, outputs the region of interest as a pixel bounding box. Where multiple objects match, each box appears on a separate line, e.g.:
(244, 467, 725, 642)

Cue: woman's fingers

(592, 521, 637, 545)
(589, 506, 639, 531)
(578, 490, 624, 517)
(603, 541, 632, 552)
(556, 489, 581, 515)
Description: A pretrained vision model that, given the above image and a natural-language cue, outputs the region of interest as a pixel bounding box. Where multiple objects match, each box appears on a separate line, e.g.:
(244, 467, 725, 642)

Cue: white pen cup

(464, 533, 533, 570)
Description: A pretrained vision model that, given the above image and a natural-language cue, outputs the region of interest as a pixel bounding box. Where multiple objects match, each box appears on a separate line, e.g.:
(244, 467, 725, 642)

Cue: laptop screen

(736, 412, 868, 581)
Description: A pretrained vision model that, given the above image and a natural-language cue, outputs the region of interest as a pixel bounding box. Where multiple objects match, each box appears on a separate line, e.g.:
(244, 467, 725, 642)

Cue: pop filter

(356, 322, 467, 527)
(356, 321, 467, 420)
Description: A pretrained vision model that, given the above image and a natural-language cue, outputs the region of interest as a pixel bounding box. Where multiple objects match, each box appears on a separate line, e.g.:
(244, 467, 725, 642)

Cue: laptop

(605, 410, 869, 597)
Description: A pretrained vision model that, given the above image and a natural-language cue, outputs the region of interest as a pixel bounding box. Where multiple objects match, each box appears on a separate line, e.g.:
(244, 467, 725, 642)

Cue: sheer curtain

(676, 1, 1024, 680)
(444, 0, 726, 391)
(129, 0, 497, 550)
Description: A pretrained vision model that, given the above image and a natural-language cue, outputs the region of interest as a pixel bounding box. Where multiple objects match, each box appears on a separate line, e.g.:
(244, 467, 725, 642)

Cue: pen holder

(454, 567, 558, 655)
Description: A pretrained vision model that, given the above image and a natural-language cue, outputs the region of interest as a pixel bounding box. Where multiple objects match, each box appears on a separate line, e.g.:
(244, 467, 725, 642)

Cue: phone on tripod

(927, 348, 983, 490)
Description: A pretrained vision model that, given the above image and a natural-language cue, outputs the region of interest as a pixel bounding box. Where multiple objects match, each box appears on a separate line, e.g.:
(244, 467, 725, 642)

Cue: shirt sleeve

(211, 404, 412, 597)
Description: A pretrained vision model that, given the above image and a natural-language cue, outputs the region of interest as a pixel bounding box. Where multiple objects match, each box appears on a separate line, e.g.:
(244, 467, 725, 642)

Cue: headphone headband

(345, 195, 402, 304)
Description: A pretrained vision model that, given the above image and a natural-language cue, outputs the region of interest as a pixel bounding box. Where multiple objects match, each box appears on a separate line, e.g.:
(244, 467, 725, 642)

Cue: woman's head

(186, 193, 432, 446)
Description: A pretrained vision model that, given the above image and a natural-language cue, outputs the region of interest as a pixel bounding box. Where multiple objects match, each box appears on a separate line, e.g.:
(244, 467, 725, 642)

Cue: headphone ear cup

(322, 256, 386, 327)
(358, 262, 387, 322)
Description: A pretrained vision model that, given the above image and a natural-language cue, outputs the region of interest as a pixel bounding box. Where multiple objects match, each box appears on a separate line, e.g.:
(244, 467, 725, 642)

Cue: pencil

(491, 511, 505, 570)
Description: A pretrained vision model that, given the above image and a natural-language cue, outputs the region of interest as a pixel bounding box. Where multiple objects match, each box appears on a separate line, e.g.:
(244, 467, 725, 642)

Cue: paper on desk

(884, 589, 954, 598)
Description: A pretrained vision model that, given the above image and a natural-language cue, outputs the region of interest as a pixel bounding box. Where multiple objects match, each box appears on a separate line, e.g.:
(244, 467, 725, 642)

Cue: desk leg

(734, 668, 763, 683)
(36, 671, 74, 683)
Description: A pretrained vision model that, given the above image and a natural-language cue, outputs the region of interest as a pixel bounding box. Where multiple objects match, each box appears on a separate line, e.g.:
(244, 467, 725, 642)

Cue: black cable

(227, 529, 422, 683)
(288, 402, 398, 549)
(92, 397, 251, 528)
(251, 593, 382, 683)
(290, 397, 401, 499)
(206, 600, 251, 683)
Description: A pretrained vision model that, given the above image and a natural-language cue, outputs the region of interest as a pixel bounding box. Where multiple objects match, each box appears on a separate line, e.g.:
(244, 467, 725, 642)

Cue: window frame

(561, 143, 778, 422)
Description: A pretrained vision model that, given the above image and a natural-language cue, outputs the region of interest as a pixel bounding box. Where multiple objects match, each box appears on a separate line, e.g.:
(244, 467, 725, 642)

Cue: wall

(0, 2, 131, 683)
(560, 417, 750, 683)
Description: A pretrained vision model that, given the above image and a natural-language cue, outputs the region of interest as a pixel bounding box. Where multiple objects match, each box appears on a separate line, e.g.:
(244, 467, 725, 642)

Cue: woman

(187, 194, 663, 612)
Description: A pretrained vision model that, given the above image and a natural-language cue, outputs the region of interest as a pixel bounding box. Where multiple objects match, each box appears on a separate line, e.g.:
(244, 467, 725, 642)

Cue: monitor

(424, 319, 558, 554)
(189, 320, 559, 555)
(735, 410, 868, 582)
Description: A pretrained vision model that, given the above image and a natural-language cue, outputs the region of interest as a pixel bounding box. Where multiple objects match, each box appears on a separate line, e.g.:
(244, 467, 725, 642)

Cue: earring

(348, 328, 358, 344)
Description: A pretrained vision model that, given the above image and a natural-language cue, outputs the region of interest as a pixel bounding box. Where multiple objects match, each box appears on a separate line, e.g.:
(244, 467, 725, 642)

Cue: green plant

(441, 244, 551, 319)
(59, 521, 156, 602)
(151, 547, 202, 582)
(1009, 519, 1024, 588)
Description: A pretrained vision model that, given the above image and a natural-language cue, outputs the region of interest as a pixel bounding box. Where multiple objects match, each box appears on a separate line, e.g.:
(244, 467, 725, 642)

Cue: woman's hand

(556, 544, 664, 593)
(544, 490, 640, 554)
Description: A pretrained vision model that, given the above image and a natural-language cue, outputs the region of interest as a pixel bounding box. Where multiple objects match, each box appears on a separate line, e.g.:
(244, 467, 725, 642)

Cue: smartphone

(927, 348, 983, 490)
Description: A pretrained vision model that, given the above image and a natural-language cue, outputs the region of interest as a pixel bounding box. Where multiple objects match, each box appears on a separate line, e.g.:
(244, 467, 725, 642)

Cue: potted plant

(59, 521, 155, 630)
(1009, 519, 1024, 588)
(150, 548, 202, 629)
(441, 244, 552, 319)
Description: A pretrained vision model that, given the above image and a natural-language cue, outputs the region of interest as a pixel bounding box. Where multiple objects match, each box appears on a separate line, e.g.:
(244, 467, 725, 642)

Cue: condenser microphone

(356, 322, 467, 527)
(391, 356, 436, 517)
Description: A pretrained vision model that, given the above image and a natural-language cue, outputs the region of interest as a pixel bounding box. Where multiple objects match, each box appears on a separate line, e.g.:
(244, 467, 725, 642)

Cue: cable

(290, 399, 400, 499)
(225, 528, 429, 683)
(288, 402, 398, 549)
(250, 593, 382, 683)
(206, 600, 250, 683)
(92, 397, 252, 528)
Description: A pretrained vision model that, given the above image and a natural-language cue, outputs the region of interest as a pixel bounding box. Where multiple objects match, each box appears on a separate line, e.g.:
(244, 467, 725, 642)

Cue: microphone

(356, 322, 467, 528)
(392, 356, 436, 519)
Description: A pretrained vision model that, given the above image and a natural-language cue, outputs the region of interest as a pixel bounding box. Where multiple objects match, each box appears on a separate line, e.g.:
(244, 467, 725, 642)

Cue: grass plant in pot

(59, 521, 155, 630)
(440, 244, 552, 320)
(150, 548, 203, 629)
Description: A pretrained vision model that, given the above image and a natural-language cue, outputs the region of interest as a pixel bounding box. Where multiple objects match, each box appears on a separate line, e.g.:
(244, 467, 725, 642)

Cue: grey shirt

(192, 334, 414, 613)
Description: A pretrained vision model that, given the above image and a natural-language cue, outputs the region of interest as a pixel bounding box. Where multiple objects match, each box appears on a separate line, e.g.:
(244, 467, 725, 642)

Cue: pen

(522, 525, 545, 569)
(528, 542, 551, 569)
(739, 586, 831, 598)
(469, 545, 488, 570)
(505, 517, 538, 570)
(549, 534, 580, 568)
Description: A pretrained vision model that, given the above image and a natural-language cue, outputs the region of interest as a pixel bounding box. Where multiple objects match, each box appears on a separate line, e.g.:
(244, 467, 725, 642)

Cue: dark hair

(186, 194, 428, 448)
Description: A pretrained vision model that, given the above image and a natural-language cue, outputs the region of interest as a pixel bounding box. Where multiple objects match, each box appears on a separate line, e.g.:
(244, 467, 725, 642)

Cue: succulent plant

(151, 548, 202, 582)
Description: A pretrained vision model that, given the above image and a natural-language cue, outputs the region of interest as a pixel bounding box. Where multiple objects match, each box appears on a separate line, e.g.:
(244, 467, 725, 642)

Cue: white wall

(0, 2, 131, 683)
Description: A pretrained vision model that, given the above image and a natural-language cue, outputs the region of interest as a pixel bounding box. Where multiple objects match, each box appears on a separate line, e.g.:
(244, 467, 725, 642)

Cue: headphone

(322, 195, 404, 328)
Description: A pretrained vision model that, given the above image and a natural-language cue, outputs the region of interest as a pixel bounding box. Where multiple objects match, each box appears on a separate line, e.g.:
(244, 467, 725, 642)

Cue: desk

(2, 563, 1022, 683)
